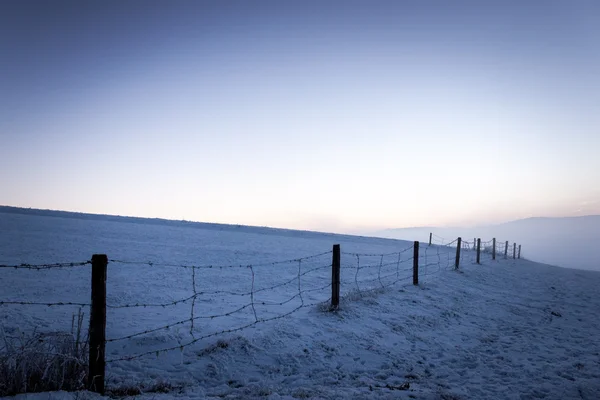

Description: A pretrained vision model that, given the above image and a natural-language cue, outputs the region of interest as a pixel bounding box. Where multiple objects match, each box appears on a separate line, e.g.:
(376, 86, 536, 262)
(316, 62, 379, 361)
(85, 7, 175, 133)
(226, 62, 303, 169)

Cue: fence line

(429, 233, 523, 265)
(1, 235, 521, 394)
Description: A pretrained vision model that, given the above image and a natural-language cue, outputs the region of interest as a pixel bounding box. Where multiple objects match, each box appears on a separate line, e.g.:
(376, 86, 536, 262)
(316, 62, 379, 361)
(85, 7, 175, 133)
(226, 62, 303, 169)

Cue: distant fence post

(89, 254, 108, 395)
(513, 243, 516, 259)
(331, 244, 341, 310)
(504, 241, 508, 259)
(455, 237, 461, 269)
(492, 238, 496, 261)
(429, 232, 432, 246)
(413, 241, 419, 285)
(473, 238, 477, 250)
(476, 238, 481, 264)
(518, 245, 522, 259)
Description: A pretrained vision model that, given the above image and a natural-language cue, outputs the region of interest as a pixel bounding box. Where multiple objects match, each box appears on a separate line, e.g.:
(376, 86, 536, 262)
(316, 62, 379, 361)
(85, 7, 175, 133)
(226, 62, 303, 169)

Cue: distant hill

(375, 216, 600, 271)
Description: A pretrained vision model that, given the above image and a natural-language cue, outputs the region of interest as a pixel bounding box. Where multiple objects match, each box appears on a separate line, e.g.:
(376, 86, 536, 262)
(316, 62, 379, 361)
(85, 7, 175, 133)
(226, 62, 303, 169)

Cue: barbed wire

(108, 250, 332, 270)
(190, 265, 197, 336)
(442, 238, 458, 247)
(341, 260, 399, 270)
(0, 300, 91, 307)
(103, 254, 335, 363)
(106, 303, 253, 343)
(106, 297, 330, 363)
(428, 233, 461, 248)
(352, 274, 413, 296)
(422, 236, 524, 266)
(0, 261, 90, 270)
(341, 244, 414, 258)
(419, 245, 452, 281)
(260, 283, 331, 306)
(94, 253, 335, 360)
(343, 252, 415, 296)
(429, 236, 447, 247)
(105, 263, 332, 309)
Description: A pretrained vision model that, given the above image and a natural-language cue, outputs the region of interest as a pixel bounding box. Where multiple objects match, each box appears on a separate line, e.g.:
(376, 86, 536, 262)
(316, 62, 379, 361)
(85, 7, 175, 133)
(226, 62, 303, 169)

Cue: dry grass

(0, 309, 88, 396)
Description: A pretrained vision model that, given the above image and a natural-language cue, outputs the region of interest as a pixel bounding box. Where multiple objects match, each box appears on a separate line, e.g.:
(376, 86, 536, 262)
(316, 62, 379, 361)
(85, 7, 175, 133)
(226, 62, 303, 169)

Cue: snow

(2, 211, 600, 399)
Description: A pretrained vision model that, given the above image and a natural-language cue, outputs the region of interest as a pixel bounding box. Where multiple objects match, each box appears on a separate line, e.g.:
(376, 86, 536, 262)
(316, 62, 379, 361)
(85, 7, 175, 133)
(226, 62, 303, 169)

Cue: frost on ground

(1, 211, 600, 399)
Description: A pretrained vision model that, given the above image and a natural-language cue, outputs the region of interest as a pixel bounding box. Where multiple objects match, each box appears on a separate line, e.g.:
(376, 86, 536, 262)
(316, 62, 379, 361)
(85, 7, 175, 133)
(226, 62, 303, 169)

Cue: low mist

(375, 216, 600, 271)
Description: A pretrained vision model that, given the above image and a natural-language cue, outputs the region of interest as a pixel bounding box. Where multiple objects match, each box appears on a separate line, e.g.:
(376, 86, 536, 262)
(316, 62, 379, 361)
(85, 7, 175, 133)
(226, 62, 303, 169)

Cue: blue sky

(1, 0, 599, 233)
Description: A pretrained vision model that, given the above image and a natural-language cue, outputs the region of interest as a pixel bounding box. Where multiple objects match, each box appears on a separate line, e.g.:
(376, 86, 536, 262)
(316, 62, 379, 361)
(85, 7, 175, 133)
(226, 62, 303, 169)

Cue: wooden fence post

(474, 238, 477, 250)
(429, 232, 432, 246)
(413, 241, 419, 285)
(504, 241, 508, 259)
(513, 243, 517, 259)
(492, 238, 496, 261)
(455, 237, 461, 269)
(331, 244, 340, 310)
(518, 245, 522, 259)
(89, 254, 107, 395)
(476, 238, 481, 264)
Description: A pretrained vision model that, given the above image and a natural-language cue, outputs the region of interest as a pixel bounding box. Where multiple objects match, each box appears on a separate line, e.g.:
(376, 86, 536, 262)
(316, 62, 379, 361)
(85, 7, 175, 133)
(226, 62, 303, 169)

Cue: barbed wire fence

(104, 251, 333, 363)
(428, 234, 523, 267)
(340, 244, 415, 298)
(419, 243, 457, 283)
(1, 235, 522, 394)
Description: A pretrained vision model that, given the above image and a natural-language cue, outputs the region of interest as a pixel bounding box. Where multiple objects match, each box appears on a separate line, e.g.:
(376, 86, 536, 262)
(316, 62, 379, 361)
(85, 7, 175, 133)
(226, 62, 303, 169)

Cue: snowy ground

(2, 211, 600, 399)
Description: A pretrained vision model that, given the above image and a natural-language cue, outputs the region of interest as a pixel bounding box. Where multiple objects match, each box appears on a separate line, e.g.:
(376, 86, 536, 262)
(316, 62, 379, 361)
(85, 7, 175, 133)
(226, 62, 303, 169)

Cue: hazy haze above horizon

(2, 0, 599, 232)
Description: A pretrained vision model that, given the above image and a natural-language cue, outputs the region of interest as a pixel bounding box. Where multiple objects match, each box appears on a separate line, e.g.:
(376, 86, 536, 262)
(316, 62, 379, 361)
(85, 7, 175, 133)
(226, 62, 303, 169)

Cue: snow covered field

(2, 211, 600, 399)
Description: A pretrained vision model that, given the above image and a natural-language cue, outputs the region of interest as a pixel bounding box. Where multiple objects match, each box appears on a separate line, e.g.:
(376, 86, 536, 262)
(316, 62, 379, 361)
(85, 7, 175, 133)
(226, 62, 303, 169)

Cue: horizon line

(2, 204, 598, 235)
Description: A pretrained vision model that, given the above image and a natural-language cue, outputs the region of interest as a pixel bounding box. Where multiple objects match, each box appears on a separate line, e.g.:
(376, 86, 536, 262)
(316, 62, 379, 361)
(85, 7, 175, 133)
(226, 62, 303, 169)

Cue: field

(1, 211, 600, 399)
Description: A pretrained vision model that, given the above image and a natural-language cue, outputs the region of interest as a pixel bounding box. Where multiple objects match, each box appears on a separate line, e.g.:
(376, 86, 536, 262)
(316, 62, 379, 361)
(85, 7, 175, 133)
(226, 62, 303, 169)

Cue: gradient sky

(1, 0, 599, 233)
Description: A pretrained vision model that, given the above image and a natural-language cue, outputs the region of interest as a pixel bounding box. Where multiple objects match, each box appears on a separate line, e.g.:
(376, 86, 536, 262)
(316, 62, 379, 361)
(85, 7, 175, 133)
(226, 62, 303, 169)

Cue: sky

(1, 0, 599, 233)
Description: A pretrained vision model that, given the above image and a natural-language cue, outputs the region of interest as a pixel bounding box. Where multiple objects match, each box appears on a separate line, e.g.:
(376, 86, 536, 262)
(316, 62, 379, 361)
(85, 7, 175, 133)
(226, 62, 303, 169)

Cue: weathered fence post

(492, 238, 496, 261)
(518, 245, 522, 259)
(89, 254, 108, 395)
(513, 243, 517, 259)
(331, 244, 340, 310)
(455, 237, 462, 269)
(413, 241, 419, 285)
(474, 238, 477, 250)
(429, 232, 432, 246)
(476, 238, 481, 264)
(504, 241, 508, 259)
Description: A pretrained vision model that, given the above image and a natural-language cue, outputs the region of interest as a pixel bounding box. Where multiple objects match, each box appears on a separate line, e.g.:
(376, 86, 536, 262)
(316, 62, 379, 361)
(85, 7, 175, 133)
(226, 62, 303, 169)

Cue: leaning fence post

(513, 243, 517, 259)
(89, 254, 107, 395)
(518, 245, 522, 259)
(492, 238, 496, 260)
(331, 244, 340, 310)
(476, 238, 481, 264)
(429, 232, 432, 246)
(413, 241, 419, 285)
(455, 237, 461, 269)
(504, 241, 508, 259)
